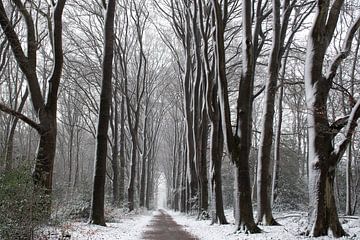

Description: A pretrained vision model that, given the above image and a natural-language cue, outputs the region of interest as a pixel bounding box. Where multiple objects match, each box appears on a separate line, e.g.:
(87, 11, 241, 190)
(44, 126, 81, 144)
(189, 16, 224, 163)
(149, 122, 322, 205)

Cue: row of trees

(157, 0, 360, 237)
(0, 0, 359, 238)
(0, 0, 167, 227)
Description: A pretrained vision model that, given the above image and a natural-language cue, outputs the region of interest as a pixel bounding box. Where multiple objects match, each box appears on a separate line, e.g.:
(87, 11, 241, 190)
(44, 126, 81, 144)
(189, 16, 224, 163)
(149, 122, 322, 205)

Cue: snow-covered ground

(39, 209, 154, 239)
(39, 208, 359, 239)
(170, 209, 360, 240)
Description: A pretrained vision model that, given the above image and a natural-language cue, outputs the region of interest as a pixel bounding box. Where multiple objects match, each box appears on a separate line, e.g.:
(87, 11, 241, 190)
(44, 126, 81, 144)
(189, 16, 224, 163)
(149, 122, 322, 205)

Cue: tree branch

(12, 0, 37, 66)
(0, 1, 28, 71)
(326, 16, 360, 81)
(0, 0, 44, 112)
(330, 115, 349, 139)
(0, 102, 42, 133)
(325, 0, 344, 44)
(45, 0, 66, 112)
(331, 99, 360, 165)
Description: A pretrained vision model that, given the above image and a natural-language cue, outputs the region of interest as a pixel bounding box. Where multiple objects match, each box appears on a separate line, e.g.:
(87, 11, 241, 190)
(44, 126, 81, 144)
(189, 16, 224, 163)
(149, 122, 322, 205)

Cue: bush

(0, 166, 49, 239)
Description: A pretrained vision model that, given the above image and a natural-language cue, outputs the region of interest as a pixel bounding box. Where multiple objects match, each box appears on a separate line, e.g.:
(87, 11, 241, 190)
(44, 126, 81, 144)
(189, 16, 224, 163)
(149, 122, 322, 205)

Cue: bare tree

(304, 0, 360, 236)
(0, 0, 66, 213)
(89, 0, 116, 226)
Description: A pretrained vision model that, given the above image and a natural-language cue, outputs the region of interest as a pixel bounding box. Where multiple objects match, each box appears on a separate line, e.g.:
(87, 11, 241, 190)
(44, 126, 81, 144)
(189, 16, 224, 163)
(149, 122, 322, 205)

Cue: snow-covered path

(142, 209, 198, 239)
(42, 209, 359, 239)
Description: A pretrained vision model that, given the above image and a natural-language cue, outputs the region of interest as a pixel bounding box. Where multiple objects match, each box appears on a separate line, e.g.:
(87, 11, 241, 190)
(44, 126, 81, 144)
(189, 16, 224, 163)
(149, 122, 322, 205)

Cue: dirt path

(142, 209, 198, 240)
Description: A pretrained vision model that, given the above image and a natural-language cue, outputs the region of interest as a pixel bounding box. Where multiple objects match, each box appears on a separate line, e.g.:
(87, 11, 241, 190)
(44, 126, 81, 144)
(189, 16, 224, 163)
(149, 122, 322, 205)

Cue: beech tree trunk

(304, 1, 360, 236)
(256, 0, 284, 225)
(89, 0, 116, 226)
(184, 9, 198, 211)
(210, 105, 227, 224)
(199, 113, 209, 216)
(145, 148, 152, 209)
(119, 95, 126, 204)
(212, 0, 260, 233)
(111, 88, 120, 206)
(128, 137, 138, 211)
(140, 105, 148, 207)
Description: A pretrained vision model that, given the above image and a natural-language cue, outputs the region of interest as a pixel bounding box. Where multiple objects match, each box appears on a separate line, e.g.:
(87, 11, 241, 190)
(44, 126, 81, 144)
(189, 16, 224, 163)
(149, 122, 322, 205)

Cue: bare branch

(331, 99, 360, 165)
(0, 102, 42, 133)
(45, 0, 67, 112)
(326, 16, 360, 81)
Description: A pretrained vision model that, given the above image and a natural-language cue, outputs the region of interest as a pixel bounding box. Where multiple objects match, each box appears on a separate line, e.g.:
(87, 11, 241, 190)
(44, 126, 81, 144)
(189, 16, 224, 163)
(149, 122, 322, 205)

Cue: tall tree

(0, 0, 66, 208)
(89, 0, 116, 226)
(213, 0, 262, 233)
(110, 85, 120, 206)
(256, 0, 295, 225)
(304, 0, 360, 236)
(123, 0, 149, 211)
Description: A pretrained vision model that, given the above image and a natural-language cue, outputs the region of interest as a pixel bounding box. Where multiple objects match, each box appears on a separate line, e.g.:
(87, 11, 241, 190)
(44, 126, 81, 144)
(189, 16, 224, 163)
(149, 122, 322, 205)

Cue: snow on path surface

(42, 208, 359, 239)
(168, 209, 360, 240)
(142, 209, 198, 239)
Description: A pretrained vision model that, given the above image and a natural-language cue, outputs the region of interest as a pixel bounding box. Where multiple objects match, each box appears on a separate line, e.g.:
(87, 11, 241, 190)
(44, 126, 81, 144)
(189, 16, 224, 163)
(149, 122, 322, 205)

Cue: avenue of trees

(0, 0, 360, 238)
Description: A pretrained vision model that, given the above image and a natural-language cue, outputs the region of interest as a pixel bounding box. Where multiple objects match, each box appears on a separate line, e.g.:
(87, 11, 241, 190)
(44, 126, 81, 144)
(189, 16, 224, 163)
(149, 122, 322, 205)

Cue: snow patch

(167, 209, 360, 240)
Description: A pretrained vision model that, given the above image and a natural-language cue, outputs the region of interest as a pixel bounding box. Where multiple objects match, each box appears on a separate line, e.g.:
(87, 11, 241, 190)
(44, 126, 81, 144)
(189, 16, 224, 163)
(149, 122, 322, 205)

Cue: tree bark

(183, 8, 198, 212)
(199, 112, 209, 216)
(210, 104, 228, 224)
(111, 88, 120, 206)
(145, 148, 152, 209)
(256, 0, 282, 226)
(89, 0, 116, 226)
(119, 95, 126, 204)
(140, 104, 149, 207)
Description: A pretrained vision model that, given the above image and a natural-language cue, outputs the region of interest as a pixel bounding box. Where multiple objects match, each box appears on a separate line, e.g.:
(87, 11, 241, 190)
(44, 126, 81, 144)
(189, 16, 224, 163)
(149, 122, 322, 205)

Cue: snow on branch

(331, 99, 360, 165)
(326, 16, 360, 81)
(0, 102, 42, 133)
(329, 115, 349, 139)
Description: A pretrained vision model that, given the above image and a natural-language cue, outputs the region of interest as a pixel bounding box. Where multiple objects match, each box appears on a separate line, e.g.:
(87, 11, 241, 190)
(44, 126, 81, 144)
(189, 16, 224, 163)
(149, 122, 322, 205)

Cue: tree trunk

(308, 154, 346, 237)
(32, 113, 57, 194)
(5, 89, 29, 171)
(119, 95, 126, 204)
(233, 152, 259, 233)
(271, 73, 283, 207)
(139, 112, 148, 207)
(346, 32, 359, 216)
(256, 0, 281, 225)
(128, 140, 137, 211)
(210, 106, 227, 224)
(174, 133, 183, 211)
(0, 0, 66, 206)
(171, 120, 178, 210)
(145, 149, 152, 209)
(304, 1, 357, 235)
(212, 0, 260, 233)
(111, 89, 119, 206)
(198, 111, 209, 217)
(89, 0, 116, 226)
(73, 129, 80, 188)
(180, 138, 187, 213)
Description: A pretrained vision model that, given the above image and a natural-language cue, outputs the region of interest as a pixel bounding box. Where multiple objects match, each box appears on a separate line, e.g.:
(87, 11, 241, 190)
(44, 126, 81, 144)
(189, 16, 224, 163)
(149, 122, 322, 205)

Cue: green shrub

(0, 166, 49, 239)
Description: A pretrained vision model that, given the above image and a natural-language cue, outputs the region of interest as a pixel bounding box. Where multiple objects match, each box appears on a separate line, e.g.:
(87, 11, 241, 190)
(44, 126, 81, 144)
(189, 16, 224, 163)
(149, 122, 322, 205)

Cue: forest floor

(40, 208, 360, 239)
